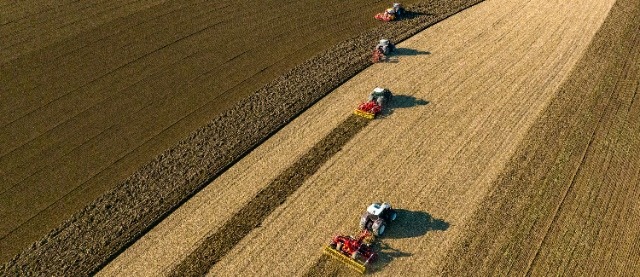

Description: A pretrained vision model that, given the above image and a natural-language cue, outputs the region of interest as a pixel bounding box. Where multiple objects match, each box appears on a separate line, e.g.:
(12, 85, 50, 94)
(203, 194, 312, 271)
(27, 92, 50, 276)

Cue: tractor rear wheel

(372, 220, 386, 236)
(360, 213, 369, 230)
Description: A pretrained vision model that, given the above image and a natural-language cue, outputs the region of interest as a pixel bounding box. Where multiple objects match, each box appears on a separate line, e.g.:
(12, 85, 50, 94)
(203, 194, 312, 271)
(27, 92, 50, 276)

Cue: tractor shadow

(397, 10, 432, 21)
(385, 209, 449, 239)
(368, 241, 413, 273)
(382, 94, 429, 117)
(368, 209, 449, 273)
(394, 47, 431, 56)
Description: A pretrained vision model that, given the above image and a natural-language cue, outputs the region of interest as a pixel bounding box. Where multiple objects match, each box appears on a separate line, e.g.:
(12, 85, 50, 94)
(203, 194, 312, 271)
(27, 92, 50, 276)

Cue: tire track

(527, 14, 640, 274)
(2, 2, 239, 126)
(3, 17, 354, 237)
(0, 0, 361, 166)
(0, 124, 117, 241)
(169, 115, 370, 276)
(523, 97, 606, 275)
(0, 0, 172, 64)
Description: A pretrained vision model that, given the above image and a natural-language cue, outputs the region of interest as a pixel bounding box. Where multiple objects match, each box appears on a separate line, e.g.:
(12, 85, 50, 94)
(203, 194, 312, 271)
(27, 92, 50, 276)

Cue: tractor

(360, 202, 398, 236)
(374, 3, 405, 22)
(354, 87, 393, 119)
(322, 202, 399, 274)
(372, 39, 397, 63)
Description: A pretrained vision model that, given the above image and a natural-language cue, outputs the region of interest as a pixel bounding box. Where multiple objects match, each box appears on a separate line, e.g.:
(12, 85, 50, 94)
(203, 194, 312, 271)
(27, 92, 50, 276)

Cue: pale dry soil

(99, 0, 615, 275)
(442, 0, 640, 275)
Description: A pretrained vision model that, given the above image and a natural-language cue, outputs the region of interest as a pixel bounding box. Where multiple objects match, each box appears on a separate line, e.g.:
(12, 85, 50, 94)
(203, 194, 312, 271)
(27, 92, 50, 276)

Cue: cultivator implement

(323, 230, 377, 274)
(372, 49, 399, 64)
(374, 12, 395, 22)
(323, 245, 367, 274)
(354, 108, 376, 119)
(354, 100, 383, 119)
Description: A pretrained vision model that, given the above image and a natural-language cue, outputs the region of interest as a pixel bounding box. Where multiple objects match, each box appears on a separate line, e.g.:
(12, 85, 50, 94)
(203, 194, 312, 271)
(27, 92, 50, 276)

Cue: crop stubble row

(201, 0, 615, 276)
(0, 1, 483, 275)
(441, 0, 640, 275)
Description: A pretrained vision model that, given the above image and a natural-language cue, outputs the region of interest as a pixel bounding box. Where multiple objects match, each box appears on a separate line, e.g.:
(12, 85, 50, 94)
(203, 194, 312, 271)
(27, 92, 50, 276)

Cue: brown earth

(4, 0, 635, 276)
(0, 0, 425, 264)
(441, 0, 640, 275)
(1, 1, 482, 275)
(100, 0, 616, 276)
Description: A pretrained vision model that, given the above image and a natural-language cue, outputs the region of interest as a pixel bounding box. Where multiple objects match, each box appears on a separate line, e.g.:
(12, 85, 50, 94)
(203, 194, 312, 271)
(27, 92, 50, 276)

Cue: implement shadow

(368, 209, 449, 273)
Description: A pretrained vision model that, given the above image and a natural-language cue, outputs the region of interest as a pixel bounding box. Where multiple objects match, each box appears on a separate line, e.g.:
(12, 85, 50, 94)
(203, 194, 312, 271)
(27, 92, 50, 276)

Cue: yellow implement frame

(353, 109, 375, 119)
(322, 246, 366, 274)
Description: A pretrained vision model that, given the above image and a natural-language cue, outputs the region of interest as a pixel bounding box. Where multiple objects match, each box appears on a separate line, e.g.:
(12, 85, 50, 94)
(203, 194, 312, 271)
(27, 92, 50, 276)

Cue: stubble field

(101, 0, 628, 276)
(3, 0, 640, 276)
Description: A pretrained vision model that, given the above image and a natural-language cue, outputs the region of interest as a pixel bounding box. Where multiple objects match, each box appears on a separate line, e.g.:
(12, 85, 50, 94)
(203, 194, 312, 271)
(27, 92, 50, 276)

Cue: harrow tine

(354, 109, 375, 119)
(322, 246, 366, 274)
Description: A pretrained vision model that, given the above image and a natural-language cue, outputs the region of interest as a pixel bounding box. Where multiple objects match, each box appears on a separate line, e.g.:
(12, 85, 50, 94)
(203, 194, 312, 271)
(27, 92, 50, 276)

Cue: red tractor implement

(374, 12, 395, 22)
(372, 48, 386, 63)
(323, 230, 378, 274)
(355, 101, 383, 119)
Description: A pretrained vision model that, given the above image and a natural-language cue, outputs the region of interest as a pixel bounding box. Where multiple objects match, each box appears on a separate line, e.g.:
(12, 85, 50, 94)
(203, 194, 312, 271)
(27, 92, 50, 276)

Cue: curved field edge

(1, 0, 408, 263)
(0, 1, 484, 275)
(440, 0, 640, 275)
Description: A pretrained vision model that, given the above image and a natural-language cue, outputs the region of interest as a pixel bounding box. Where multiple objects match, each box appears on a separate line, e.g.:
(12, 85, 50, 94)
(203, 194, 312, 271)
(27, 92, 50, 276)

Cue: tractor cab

(366, 202, 391, 216)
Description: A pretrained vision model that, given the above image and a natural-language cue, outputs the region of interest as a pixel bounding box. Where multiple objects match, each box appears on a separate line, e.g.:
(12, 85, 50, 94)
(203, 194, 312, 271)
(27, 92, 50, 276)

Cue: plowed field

(4, 0, 639, 275)
(2, 1, 481, 275)
(97, 0, 623, 276)
(1, 0, 423, 264)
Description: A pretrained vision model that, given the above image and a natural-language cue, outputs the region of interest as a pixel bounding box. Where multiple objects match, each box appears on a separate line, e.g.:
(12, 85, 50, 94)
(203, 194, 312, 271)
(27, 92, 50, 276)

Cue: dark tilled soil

(440, 0, 640, 275)
(0, 1, 483, 275)
(0, 0, 423, 263)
